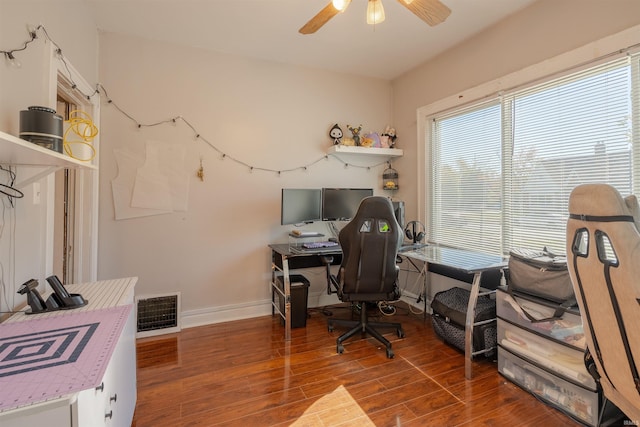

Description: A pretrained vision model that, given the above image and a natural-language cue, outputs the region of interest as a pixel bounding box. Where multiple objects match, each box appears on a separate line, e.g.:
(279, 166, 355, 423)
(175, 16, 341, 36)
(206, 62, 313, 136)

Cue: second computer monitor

(392, 200, 405, 228)
(281, 188, 322, 225)
(321, 188, 374, 221)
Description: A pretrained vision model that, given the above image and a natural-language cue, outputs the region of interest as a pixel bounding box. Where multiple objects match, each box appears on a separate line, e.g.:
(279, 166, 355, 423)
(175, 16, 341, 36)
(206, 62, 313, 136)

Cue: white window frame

(416, 26, 640, 255)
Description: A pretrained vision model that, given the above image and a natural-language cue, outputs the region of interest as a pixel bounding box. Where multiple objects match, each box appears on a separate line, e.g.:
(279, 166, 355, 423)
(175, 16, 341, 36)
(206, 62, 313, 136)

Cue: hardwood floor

(132, 303, 582, 427)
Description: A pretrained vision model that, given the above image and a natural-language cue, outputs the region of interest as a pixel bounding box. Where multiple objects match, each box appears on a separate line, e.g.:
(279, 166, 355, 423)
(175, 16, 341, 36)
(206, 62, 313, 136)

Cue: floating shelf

(327, 145, 403, 158)
(0, 130, 96, 170)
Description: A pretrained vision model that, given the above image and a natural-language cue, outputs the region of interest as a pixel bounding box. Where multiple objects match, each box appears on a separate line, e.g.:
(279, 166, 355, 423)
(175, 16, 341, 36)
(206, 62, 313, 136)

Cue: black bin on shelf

(276, 274, 310, 328)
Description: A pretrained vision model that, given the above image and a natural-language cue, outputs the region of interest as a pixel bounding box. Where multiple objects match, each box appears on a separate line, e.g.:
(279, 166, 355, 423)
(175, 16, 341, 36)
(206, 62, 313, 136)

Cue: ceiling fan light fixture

(332, 0, 351, 12)
(300, 0, 450, 35)
(367, 0, 385, 25)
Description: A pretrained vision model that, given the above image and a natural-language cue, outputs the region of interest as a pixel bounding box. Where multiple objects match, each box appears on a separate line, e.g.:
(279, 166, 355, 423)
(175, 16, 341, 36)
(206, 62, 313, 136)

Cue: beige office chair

(327, 196, 404, 358)
(566, 183, 640, 422)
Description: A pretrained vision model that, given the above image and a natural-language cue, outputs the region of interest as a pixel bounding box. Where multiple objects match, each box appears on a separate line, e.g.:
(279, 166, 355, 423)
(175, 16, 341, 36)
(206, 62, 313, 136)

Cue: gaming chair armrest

(321, 255, 342, 295)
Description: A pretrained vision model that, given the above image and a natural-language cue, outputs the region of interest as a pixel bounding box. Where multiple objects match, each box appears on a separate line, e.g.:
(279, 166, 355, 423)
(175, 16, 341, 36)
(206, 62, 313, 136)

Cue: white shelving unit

(0, 130, 96, 188)
(327, 145, 403, 158)
(0, 130, 95, 169)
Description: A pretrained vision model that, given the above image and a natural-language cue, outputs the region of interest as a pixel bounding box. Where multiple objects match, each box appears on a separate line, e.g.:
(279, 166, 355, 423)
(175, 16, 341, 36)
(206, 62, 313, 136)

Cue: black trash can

(276, 274, 310, 328)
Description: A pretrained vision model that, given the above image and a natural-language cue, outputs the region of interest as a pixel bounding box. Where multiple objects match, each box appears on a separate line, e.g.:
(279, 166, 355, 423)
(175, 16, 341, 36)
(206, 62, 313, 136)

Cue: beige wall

(96, 33, 394, 325)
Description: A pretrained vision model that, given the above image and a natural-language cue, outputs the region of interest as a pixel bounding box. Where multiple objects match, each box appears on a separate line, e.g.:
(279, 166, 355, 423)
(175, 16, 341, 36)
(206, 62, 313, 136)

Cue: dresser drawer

(498, 319, 596, 390)
(498, 346, 600, 426)
(496, 288, 584, 350)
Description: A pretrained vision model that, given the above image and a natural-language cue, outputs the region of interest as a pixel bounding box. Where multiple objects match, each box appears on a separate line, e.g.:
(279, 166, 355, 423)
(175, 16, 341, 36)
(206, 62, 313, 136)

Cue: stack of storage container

(497, 249, 622, 425)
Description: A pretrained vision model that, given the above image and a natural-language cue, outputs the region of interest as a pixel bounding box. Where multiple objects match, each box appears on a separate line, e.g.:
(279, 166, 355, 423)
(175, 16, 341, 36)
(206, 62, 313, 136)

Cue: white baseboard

(181, 300, 272, 329)
(180, 290, 337, 329)
(180, 289, 427, 330)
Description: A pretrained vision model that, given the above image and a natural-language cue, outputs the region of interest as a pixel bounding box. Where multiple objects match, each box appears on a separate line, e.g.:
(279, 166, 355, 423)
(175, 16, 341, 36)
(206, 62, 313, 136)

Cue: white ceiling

(84, 0, 537, 80)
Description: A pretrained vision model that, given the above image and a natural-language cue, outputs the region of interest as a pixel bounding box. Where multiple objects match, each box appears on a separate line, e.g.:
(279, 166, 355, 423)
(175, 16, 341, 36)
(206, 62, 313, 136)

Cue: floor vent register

(135, 293, 181, 338)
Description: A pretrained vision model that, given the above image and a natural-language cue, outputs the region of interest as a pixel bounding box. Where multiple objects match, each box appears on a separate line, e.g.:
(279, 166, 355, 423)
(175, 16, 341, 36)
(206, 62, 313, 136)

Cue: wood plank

(132, 302, 584, 426)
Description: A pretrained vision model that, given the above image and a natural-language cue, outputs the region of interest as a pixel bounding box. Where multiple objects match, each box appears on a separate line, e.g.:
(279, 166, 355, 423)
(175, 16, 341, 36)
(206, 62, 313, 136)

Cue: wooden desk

(400, 245, 506, 380)
(268, 244, 341, 340)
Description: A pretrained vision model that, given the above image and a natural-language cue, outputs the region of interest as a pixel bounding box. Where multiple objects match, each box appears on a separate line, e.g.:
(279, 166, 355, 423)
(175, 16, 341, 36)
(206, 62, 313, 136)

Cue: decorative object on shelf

(381, 126, 397, 148)
(63, 110, 98, 161)
(329, 123, 343, 145)
(19, 106, 64, 153)
(383, 162, 399, 190)
(361, 132, 381, 148)
(346, 124, 362, 146)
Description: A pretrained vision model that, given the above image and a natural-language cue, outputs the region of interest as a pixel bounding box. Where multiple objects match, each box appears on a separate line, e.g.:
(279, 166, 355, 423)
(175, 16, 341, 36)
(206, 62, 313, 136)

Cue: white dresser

(0, 277, 137, 427)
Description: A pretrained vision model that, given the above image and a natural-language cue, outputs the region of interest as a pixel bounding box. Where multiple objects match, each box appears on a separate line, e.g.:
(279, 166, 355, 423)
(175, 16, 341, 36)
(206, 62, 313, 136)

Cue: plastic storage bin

(496, 288, 585, 350)
(498, 346, 600, 426)
(276, 274, 310, 328)
(498, 319, 596, 389)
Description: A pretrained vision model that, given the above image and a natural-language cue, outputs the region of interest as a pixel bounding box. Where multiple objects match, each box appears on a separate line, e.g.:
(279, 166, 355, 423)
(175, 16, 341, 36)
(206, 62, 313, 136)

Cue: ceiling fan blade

(299, 2, 341, 34)
(397, 0, 451, 26)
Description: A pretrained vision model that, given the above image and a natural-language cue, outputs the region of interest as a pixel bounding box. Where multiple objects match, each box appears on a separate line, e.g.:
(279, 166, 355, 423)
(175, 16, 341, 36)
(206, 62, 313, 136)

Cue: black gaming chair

(327, 196, 405, 358)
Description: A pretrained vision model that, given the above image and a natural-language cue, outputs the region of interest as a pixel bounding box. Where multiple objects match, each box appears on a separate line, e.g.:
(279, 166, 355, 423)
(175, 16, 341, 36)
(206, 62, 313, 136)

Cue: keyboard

(302, 241, 339, 249)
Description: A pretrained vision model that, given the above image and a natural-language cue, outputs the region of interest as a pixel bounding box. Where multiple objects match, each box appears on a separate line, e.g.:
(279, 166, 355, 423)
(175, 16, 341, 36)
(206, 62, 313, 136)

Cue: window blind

(429, 56, 634, 255)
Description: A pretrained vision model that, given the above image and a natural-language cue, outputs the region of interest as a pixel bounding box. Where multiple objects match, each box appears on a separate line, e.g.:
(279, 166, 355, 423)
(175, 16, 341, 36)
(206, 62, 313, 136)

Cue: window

(428, 56, 635, 255)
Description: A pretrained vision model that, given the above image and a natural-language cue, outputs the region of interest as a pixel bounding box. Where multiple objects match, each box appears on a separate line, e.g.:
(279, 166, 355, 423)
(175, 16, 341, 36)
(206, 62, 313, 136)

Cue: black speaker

(404, 220, 426, 244)
(19, 106, 64, 153)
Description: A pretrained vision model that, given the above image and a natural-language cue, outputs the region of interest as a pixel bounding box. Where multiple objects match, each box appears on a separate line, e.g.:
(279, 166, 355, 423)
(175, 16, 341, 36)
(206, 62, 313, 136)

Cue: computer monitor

(321, 188, 374, 221)
(281, 188, 322, 225)
(392, 200, 405, 228)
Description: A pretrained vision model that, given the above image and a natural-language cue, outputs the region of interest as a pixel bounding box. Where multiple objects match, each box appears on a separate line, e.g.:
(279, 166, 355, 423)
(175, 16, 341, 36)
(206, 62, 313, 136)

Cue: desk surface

(400, 244, 506, 274)
(269, 243, 342, 257)
(270, 242, 506, 273)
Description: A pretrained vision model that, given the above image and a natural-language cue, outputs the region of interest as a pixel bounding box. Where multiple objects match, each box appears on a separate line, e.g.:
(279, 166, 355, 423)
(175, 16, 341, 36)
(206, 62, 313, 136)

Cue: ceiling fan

(299, 0, 451, 35)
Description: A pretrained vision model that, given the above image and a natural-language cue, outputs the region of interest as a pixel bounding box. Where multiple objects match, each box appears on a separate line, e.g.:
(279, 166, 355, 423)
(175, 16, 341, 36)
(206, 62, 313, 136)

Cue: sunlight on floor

(289, 385, 376, 426)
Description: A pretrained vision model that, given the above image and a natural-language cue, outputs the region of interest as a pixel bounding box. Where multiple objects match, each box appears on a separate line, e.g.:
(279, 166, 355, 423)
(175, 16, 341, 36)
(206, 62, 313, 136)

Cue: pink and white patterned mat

(0, 304, 132, 412)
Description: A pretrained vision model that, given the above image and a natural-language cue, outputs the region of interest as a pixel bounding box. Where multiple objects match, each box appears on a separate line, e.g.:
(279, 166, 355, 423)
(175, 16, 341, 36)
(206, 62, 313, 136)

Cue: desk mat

(0, 304, 131, 412)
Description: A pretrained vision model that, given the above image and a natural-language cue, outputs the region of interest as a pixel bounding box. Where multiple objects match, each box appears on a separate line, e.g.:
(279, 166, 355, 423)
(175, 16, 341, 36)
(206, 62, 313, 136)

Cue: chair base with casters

(328, 302, 404, 359)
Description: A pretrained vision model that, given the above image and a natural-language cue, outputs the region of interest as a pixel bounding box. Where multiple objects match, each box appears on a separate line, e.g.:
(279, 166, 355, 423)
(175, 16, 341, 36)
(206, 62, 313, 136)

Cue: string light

(2, 24, 391, 175)
(4, 52, 21, 68)
(1, 24, 37, 69)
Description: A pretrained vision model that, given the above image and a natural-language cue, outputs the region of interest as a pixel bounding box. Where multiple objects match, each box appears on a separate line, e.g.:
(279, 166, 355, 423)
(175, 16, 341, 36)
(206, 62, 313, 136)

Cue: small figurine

(347, 124, 362, 146)
(342, 136, 355, 146)
(361, 132, 381, 148)
(381, 126, 397, 148)
(329, 124, 343, 145)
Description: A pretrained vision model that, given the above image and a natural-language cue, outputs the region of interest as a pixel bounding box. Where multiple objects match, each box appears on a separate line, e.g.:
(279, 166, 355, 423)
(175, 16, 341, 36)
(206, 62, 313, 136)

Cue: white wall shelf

(0, 130, 96, 170)
(327, 145, 403, 158)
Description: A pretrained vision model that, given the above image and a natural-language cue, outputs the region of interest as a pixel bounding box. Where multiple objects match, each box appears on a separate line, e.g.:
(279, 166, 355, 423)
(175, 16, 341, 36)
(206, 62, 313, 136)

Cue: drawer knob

(95, 382, 104, 392)
(105, 410, 113, 419)
(110, 393, 118, 403)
